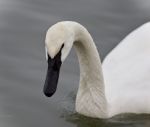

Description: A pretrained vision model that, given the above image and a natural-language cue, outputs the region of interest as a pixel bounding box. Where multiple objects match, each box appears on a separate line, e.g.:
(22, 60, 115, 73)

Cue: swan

(43, 21, 150, 119)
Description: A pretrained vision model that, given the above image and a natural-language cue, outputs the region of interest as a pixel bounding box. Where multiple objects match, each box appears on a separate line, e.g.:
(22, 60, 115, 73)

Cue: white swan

(43, 21, 150, 119)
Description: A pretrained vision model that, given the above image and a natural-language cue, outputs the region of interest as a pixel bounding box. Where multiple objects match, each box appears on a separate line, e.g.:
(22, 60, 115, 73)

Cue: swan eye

(61, 43, 64, 50)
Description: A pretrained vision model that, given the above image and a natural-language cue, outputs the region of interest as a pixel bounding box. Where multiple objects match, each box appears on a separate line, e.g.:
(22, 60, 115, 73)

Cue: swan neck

(74, 25, 104, 88)
(68, 22, 108, 118)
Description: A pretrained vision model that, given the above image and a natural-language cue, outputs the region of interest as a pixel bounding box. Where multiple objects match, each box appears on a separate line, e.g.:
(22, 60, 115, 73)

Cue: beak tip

(43, 91, 55, 97)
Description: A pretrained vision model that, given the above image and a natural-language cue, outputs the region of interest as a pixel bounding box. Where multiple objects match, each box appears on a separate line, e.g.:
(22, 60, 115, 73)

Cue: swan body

(44, 21, 150, 118)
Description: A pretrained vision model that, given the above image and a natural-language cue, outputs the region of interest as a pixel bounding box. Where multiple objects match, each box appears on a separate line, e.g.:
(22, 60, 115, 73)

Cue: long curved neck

(65, 22, 108, 118)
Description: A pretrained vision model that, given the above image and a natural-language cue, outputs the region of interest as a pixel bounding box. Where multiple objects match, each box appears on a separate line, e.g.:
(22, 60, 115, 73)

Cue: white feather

(45, 21, 150, 118)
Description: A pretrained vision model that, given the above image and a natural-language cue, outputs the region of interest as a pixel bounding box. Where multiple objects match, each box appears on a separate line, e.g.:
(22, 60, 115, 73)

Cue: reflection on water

(63, 112, 150, 127)
(0, 0, 150, 127)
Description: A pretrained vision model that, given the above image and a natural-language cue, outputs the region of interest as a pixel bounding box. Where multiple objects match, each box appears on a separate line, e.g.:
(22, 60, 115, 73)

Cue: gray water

(0, 0, 150, 126)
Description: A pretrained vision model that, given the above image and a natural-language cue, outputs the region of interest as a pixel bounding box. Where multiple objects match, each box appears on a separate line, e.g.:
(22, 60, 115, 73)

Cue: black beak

(43, 49, 62, 97)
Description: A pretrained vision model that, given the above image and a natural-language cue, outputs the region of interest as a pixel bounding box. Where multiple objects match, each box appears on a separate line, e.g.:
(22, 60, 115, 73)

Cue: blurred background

(0, 0, 150, 127)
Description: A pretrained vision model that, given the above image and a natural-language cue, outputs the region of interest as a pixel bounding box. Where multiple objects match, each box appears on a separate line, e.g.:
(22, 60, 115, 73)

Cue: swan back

(102, 22, 150, 116)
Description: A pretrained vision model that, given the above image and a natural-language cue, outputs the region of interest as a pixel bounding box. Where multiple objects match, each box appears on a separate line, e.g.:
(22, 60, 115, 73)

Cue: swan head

(44, 22, 74, 97)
